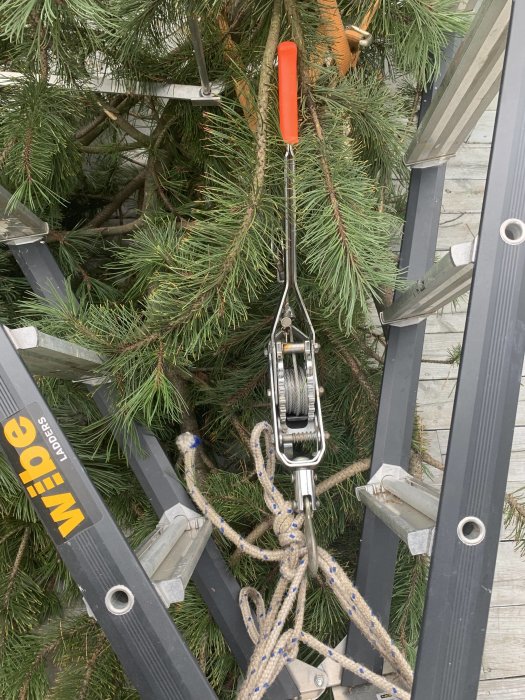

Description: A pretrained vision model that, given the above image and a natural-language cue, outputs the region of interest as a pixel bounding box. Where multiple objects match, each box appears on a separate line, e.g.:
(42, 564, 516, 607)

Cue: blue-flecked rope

(177, 423, 413, 700)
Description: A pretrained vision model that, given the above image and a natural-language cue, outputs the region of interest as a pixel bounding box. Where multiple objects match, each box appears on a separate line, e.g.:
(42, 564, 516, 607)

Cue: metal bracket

(355, 464, 439, 556)
(382, 237, 478, 327)
(86, 503, 212, 617)
(406, 0, 511, 167)
(0, 71, 222, 106)
(0, 184, 49, 244)
(288, 635, 396, 699)
(5, 326, 103, 380)
(135, 503, 212, 606)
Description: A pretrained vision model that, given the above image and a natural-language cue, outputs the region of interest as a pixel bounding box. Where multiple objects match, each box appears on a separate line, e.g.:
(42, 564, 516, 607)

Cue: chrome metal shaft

(284, 144, 297, 288)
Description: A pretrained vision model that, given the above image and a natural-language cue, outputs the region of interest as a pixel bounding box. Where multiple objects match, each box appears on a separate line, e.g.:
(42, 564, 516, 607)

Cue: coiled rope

(177, 422, 413, 699)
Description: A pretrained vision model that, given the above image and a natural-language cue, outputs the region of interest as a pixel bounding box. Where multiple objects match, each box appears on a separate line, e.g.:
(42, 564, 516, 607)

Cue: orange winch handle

(277, 41, 299, 145)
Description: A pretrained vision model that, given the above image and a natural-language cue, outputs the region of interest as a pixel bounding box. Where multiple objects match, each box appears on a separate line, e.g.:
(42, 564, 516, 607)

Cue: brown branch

(231, 416, 252, 452)
(79, 639, 108, 700)
(420, 451, 444, 471)
(85, 169, 147, 229)
(329, 335, 378, 405)
(47, 218, 144, 242)
(78, 141, 148, 154)
(3, 528, 30, 610)
(505, 492, 525, 520)
(218, 13, 258, 132)
(175, 0, 282, 321)
(76, 97, 136, 146)
(95, 98, 151, 147)
(316, 0, 353, 76)
(18, 639, 61, 700)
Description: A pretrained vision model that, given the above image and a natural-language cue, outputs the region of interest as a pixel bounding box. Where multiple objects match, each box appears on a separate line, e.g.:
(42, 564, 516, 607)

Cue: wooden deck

(420, 99, 525, 697)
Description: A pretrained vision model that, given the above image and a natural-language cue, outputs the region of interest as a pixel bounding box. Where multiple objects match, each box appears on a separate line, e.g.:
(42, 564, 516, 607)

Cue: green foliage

(0, 0, 111, 82)
(504, 489, 525, 557)
(390, 546, 429, 665)
(0, 79, 83, 218)
(0, 0, 470, 697)
(345, 0, 470, 86)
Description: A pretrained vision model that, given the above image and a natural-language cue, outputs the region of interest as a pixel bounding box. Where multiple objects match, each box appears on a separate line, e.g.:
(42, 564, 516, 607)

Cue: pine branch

(230, 457, 370, 564)
(504, 490, 525, 556)
(18, 639, 61, 700)
(326, 331, 378, 405)
(78, 638, 108, 700)
(95, 98, 151, 148)
(85, 169, 147, 229)
(3, 527, 29, 612)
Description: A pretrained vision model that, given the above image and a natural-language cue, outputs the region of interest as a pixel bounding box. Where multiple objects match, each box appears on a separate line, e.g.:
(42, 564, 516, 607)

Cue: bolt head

(314, 673, 325, 687)
(267, 389, 272, 397)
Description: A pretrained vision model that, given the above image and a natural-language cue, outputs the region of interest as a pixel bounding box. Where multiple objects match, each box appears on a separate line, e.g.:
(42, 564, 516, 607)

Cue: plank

(489, 541, 525, 607)
(481, 606, 525, 680)
(477, 677, 525, 699)
(425, 313, 467, 334)
(417, 381, 525, 430)
(467, 109, 497, 144)
(422, 332, 464, 361)
(441, 179, 486, 213)
(445, 144, 491, 180)
(437, 214, 479, 249)
(427, 429, 525, 486)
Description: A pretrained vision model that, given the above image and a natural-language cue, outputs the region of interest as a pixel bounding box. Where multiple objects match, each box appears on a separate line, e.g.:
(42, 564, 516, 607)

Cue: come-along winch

(267, 41, 326, 575)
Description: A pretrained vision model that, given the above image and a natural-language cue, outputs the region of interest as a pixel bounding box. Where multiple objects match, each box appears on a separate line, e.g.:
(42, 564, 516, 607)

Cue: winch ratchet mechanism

(268, 42, 326, 575)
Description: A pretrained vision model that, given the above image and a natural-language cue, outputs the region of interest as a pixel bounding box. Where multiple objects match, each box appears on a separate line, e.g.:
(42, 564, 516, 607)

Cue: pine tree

(0, 1, 469, 698)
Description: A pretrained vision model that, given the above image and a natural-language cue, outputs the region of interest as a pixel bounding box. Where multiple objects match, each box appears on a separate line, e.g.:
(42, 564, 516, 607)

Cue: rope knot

(272, 507, 305, 548)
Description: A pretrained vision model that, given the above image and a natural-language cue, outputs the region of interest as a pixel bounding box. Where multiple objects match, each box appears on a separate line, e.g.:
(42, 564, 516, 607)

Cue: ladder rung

(382, 238, 477, 326)
(0, 184, 48, 243)
(0, 71, 222, 106)
(405, 0, 511, 168)
(355, 465, 440, 556)
(135, 504, 212, 606)
(6, 326, 103, 379)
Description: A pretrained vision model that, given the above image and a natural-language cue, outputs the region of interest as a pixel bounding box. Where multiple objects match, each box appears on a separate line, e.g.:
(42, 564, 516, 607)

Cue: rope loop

(177, 422, 413, 699)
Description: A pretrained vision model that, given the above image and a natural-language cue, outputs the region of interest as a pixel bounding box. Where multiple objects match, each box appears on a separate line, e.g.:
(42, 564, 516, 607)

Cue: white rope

(177, 422, 413, 699)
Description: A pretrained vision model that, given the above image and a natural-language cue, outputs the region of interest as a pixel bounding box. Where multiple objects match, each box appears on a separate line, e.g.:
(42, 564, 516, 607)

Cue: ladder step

(85, 504, 212, 618)
(382, 238, 477, 326)
(135, 504, 212, 607)
(0, 184, 48, 243)
(0, 71, 222, 106)
(6, 326, 103, 380)
(405, 0, 511, 168)
(355, 465, 440, 556)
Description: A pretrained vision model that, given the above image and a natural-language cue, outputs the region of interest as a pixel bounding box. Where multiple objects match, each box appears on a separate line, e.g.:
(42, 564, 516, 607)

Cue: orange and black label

(0, 405, 100, 544)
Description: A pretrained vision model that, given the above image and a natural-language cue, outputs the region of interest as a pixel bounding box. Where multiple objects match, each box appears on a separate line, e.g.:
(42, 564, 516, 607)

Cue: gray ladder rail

(342, 114, 449, 686)
(7, 238, 299, 699)
(412, 1, 525, 697)
(0, 325, 216, 700)
(341, 22, 464, 685)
